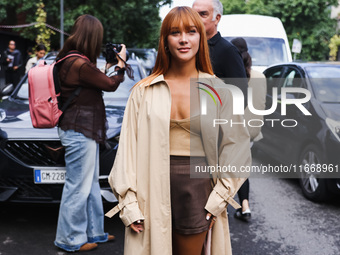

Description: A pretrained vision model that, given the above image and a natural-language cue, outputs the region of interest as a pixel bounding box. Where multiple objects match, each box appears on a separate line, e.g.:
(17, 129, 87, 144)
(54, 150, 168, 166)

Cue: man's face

(192, 0, 220, 40)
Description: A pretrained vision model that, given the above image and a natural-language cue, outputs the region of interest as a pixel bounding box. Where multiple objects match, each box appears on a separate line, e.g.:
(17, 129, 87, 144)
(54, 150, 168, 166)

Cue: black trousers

(237, 178, 249, 203)
(5, 68, 20, 87)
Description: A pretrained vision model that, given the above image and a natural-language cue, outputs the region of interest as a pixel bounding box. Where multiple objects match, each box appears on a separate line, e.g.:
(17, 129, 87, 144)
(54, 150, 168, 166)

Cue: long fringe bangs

(163, 7, 204, 37)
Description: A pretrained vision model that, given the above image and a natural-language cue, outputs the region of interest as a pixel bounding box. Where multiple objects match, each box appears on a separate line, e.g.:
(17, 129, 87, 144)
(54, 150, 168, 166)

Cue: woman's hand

(116, 44, 127, 69)
(206, 212, 217, 229)
(105, 44, 127, 71)
(130, 219, 144, 233)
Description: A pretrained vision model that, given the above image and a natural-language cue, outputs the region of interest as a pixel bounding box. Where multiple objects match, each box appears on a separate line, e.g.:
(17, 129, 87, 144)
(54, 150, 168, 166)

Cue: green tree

(0, 0, 171, 50)
(34, 1, 55, 51)
(221, 0, 246, 14)
(329, 34, 340, 60)
(221, 0, 339, 60)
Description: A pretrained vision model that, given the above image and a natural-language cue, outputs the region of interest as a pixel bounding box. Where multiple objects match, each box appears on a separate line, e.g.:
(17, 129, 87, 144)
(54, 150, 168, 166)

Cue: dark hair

(57, 14, 103, 64)
(231, 37, 252, 79)
(36, 44, 47, 52)
(27, 47, 33, 53)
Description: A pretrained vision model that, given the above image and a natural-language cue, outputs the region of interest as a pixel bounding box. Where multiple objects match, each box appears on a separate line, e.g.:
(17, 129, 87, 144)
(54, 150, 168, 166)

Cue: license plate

(34, 169, 66, 184)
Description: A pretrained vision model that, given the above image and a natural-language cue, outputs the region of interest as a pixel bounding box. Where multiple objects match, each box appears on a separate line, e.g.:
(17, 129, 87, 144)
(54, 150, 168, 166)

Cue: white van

(219, 14, 292, 72)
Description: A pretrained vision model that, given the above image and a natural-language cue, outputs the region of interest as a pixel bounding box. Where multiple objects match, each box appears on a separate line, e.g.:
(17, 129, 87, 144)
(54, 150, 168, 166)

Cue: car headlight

(326, 118, 340, 142)
(0, 108, 6, 122)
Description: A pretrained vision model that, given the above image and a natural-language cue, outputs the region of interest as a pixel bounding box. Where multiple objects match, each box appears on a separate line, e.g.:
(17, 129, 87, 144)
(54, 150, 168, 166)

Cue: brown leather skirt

(170, 156, 212, 235)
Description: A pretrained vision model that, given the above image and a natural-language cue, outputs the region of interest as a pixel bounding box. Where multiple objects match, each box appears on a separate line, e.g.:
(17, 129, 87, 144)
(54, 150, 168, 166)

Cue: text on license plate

(34, 169, 66, 184)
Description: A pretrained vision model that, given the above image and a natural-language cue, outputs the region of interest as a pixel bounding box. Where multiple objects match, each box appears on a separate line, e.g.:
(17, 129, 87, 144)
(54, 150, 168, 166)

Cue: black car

(255, 62, 340, 201)
(0, 58, 146, 203)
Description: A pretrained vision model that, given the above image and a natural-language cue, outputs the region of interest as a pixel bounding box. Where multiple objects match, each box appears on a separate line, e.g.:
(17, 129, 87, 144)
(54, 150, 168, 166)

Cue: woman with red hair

(108, 6, 251, 255)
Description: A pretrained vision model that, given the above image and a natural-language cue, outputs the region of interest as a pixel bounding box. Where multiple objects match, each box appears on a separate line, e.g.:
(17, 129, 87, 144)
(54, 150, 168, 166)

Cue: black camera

(105, 43, 129, 65)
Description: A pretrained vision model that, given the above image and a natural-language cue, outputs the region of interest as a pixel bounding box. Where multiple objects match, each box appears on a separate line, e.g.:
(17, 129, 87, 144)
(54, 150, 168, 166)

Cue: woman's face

(36, 50, 46, 60)
(167, 21, 200, 64)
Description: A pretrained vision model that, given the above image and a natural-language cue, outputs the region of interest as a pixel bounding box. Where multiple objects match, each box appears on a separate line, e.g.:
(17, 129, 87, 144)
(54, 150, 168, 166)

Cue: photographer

(54, 14, 126, 252)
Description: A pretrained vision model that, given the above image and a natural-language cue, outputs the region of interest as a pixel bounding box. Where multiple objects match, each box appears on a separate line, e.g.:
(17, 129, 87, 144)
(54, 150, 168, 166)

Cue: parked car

(219, 14, 292, 72)
(254, 62, 340, 201)
(127, 48, 156, 75)
(0, 57, 146, 203)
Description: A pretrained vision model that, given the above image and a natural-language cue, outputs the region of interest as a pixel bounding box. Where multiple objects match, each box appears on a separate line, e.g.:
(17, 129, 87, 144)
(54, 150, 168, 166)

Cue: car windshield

(224, 37, 289, 66)
(305, 66, 340, 103)
(128, 49, 156, 68)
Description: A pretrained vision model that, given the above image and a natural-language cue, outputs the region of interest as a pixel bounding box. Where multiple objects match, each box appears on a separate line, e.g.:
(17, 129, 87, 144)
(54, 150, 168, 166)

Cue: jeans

(54, 128, 108, 252)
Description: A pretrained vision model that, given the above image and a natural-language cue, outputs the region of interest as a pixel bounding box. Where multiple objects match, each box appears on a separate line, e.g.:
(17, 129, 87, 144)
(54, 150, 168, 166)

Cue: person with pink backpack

(53, 14, 127, 252)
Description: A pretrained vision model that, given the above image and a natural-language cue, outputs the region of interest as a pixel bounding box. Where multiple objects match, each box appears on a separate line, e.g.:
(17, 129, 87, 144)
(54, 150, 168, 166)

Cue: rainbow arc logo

(197, 82, 222, 115)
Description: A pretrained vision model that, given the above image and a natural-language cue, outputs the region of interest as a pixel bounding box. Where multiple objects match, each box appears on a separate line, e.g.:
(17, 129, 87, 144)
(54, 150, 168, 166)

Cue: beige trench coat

(107, 72, 251, 255)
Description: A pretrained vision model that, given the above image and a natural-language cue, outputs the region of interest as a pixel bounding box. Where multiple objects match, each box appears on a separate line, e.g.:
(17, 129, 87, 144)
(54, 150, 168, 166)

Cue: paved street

(1, 151, 340, 255)
(229, 177, 340, 255)
(229, 151, 340, 255)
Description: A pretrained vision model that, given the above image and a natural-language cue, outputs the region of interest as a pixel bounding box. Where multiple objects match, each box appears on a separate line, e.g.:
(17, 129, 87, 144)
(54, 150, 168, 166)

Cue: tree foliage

(329, 34, 340, 60)
(0, 0, 171, 50)
(34, 1, 55, 51)
(222, 0, 246, 14)
(221, 0, 339, 60)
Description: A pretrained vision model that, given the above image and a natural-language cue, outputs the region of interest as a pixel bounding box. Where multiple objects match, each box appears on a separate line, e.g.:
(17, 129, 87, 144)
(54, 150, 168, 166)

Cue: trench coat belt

(214, 187, 242, 209)
(105, 187, 241, 218)
(105, 197, 240, 219)
(226, 196, 241, 209)
(105, 197, 138, 218)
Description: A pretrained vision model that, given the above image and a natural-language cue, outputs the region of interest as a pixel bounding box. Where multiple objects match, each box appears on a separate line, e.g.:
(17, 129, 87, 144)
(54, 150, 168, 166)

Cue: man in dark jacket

(1, 40, 22, 87)
(193, 0, 248, 106)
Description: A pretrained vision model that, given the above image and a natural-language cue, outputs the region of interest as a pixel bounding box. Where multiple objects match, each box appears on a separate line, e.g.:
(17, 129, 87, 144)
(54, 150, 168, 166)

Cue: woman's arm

(205, 86, 252, 217)
(78, 60, 125, 92)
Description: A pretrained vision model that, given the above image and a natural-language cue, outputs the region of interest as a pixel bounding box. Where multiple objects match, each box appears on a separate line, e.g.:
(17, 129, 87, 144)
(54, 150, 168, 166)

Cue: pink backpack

(28, 53, 88, 128)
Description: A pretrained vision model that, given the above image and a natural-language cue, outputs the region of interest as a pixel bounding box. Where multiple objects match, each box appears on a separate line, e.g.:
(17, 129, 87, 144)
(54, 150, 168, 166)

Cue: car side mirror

(0, 84, 14, 98)
(278, 93, 296, 100)
(285, 93, 296, 100)
(0, 84, 14, 96)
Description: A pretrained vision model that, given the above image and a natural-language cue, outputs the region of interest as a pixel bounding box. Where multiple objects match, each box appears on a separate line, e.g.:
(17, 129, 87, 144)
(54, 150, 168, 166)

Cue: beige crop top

(169, 115, 205, 157)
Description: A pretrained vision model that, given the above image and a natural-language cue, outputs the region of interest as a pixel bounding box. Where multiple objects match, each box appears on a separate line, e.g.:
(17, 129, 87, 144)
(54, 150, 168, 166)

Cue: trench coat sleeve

(107, 86, 145, 227)
(205, 88, 251, 217)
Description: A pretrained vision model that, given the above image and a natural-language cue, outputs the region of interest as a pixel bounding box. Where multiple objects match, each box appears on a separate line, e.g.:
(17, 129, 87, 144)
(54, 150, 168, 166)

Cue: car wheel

(298, 144, 328, 202)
